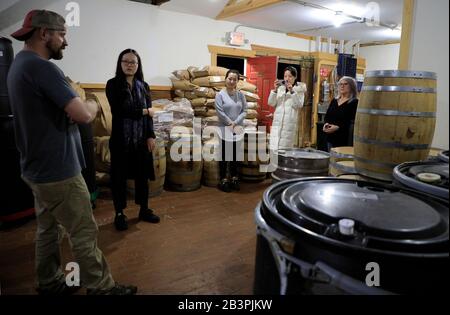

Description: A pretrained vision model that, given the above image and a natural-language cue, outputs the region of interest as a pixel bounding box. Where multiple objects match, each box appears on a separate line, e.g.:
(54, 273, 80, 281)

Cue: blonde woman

(323, 76, 359, 151)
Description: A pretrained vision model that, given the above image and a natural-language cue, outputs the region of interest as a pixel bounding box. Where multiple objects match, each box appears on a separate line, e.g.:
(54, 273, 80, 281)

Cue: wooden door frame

(208, 45, 256, 67)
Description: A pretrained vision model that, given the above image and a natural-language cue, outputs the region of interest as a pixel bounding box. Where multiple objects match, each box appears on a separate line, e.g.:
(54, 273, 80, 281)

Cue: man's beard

(46, 41, 64, 60)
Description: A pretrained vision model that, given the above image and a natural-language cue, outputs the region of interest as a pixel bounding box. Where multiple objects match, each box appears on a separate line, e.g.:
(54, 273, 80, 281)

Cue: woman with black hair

(215, 69, 247, 192)
(268, 66, 307, 150)
(106, 49, 160, 231)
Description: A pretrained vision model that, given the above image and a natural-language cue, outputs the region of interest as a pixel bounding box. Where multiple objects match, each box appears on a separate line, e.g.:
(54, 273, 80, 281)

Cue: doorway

(217, 56, 245, 75)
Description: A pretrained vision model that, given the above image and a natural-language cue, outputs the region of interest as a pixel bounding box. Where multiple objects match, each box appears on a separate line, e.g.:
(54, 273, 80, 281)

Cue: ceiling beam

(287, 33, 345, 45)
(251, 44, 311, 58)
(216, 0, 284, 20)
(360, 40, 401, 48)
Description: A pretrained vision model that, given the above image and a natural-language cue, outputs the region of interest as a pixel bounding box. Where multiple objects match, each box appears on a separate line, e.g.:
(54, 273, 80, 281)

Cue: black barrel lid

(393, 161, 449, 199)
(409, 164, 449, 179)
(281, 181, 443, 239)
(439, 151, 449, 163)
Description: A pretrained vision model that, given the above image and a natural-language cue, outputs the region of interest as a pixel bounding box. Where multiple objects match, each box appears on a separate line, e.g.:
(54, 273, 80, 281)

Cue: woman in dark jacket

(323, 76, 359, 151)
(106, 48, 160, 231)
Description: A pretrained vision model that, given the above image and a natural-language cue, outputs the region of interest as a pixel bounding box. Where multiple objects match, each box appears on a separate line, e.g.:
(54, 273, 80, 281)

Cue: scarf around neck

(123, 79, 148, 150)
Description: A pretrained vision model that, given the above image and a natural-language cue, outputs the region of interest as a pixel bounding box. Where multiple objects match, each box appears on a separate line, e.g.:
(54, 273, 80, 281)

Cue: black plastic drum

(254, 178, 449, 295)
(393, 160, 448, 200)
(439, 151, 449, 163)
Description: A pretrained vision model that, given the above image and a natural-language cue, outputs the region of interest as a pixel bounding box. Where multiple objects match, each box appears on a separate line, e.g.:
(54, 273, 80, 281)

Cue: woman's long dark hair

(284, 66, 298, 85)
(115, 48, 144, 82)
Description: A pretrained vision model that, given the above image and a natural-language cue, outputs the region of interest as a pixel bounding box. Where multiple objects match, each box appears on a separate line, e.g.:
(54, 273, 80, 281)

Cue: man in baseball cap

(7, 10, 138, 295)
(11, 9, 66, 41)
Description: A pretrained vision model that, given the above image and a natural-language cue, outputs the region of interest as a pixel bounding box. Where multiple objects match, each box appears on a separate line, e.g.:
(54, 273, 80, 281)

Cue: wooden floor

(0, 180, 272, 295)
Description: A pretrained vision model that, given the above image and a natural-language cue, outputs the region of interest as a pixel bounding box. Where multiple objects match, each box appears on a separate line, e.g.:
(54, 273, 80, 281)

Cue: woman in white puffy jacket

(268, 66, 306, 150)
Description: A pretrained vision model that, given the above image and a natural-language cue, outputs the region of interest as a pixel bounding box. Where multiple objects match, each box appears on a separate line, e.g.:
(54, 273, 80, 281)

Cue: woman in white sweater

(268, 66, 306, 150)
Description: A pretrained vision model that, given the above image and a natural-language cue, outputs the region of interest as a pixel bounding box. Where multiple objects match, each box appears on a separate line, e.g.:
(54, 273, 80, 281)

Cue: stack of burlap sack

(151, 98, 194, 145)
(170, 65, 260, 132)
(66, 78, 111, 186)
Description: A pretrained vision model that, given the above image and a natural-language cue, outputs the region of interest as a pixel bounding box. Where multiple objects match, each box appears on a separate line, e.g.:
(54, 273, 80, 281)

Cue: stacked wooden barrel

(328, 147, 356, 177)
(238, 131, 270, 182)
(354, 70, 437, 181)
(166, 128, 203, 191)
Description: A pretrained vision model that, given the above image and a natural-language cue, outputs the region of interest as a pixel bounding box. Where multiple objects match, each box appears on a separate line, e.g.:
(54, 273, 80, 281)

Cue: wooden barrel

(330, 147, 354, 164)
(127, 136, 166, 197)
(150, 137, 166, 195)
(329, 161, 357, 177)
(272, 148, 330, 182)
(354, 70, 437, 181)
(427, 147, 445, 161)
(329, 147, 355, 176)
(202, 139, 220, 187)
(238, 131, 270, 182)
(166, 131, 203, 191)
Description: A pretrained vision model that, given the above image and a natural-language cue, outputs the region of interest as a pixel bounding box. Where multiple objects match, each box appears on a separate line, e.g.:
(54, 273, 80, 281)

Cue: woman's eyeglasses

(121, 60, 138, 66)
(338, 82, 349, 86)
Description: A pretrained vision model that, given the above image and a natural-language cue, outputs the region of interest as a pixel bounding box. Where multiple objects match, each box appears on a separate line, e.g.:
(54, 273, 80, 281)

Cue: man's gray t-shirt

(7, 50, 85, 183)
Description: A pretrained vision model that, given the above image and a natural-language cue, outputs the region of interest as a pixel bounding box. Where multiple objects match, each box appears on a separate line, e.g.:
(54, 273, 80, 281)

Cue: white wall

(409, 0, 449, 149)
(0, 0, 311, 86)
(359, 44, 400, 71)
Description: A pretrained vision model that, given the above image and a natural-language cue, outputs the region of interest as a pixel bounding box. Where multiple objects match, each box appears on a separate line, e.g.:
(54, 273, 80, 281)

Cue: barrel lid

(276, 148, 329, 160)
(365, 70, 437, 80)
(330, 147, 354, 157)
(281, 181, 443, 239)
(439, 151, 449, 163)
(261, 178, 449, 255)
(393, 161, 449, 200)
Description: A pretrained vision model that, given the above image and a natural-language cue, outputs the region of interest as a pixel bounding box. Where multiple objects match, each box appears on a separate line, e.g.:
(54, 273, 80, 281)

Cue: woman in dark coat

(323, 76, 359, 151)
(106, 48, 160, 231)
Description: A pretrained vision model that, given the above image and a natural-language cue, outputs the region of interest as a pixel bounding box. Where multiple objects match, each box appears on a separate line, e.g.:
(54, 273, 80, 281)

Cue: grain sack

(170, 77, 197, 91)
(172, 69, 190, 81)
(203, 116, 219, 125)
(192, 76, 225, 88)
(152, 99, 172, 112)
(237, 80, 257, 93)
(191, 66, 209, 78)
(240, 90, 260, 102)
(67, 77, 86, 100)
(206, 109, 217, 117)
(194, 107, 208, 117)
(194, 87, 216, 98)
(187, 66, 198, 79)
(174, 90, 185, 98)
(88, 91, 112, 137)
(205, 98, 216, 108)
(184, 91, 197, 100)
(247, 102, 258, 110)
(191, 98, 207, 107)
(244, 118, 258, 132)
(94, 136, 111, 173)
(246, 109, 258, 119)
(244, 118, 258, 127)
(197, 66, 229, 77)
